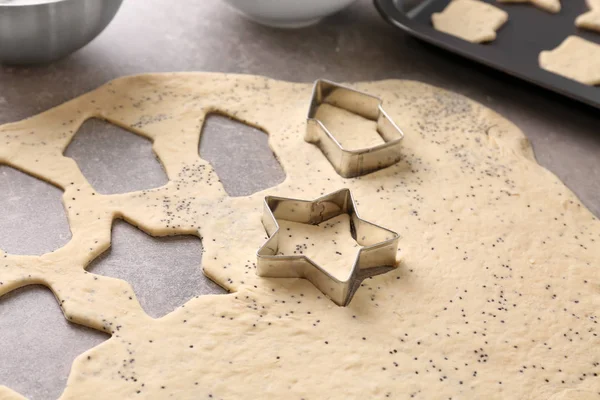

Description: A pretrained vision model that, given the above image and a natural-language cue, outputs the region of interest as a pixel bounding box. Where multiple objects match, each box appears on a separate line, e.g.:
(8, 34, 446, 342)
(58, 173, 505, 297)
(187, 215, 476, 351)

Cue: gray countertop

(0, 1, 598, 399)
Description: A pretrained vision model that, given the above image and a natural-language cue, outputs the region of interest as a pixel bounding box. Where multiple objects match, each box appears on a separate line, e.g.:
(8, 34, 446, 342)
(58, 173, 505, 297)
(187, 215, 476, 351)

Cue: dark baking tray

(374, 0, 600, 109)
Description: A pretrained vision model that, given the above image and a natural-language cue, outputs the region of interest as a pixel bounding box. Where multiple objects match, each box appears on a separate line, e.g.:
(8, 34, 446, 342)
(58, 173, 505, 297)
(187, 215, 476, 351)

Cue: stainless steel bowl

(0, 0, 123, 65)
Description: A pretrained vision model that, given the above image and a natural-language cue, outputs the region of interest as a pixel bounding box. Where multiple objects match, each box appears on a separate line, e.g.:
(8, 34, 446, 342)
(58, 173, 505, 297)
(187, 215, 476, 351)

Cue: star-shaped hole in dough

(256, 188, 400, 306)
(497, 0, 560, 13)
(539, 36, 600, 86)
(576, 0, 600, 33)
(432, 0, 508, 44)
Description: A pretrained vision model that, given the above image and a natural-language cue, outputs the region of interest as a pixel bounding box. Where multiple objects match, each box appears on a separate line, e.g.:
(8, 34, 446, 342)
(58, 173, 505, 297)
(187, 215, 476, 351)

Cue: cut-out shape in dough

(432, 0, 508, 43)
(576, 0, 600, 33)
(87, 219, 223, 318)
(0, 286, 108, 400)
(0, 165, 70, 255)
(64, 118, 168, 195)
(497, 0, 560, 13)
(199, 113, 285, 196)
(539, 36, 600, 85)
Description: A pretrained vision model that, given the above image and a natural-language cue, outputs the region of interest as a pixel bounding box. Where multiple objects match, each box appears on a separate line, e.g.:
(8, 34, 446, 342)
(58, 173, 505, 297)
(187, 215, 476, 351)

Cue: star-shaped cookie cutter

(305, 79, 405, 178)
(256, 188, 400, 306)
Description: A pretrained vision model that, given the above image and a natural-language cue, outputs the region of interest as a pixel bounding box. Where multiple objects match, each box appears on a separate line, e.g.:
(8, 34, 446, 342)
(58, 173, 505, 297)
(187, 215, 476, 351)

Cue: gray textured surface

(0, 286, 109, 400)
(0, 0, 598, 399)
(88, 220, 223, 319)
(200, 114, 286, 196)
(0, 166, 71, 255)
(64, 118, 168, 195)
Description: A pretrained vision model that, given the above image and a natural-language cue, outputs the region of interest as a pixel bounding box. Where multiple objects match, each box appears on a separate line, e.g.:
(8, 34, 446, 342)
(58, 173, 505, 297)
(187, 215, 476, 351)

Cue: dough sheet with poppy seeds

(0, 73, 598, 399)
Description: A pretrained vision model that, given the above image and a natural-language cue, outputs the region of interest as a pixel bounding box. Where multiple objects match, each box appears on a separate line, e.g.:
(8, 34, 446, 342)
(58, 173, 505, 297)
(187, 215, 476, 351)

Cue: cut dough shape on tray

(431, 0, 508, 43)
(539, 35, 600, 85)
(576, 0, 600, 33)
(0, 73, 598, 399)
(497, 0, 561, 13)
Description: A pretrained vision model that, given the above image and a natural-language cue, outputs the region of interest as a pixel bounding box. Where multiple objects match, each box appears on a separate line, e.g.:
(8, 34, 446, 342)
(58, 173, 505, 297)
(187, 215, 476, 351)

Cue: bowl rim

(0, 0, 71, 7)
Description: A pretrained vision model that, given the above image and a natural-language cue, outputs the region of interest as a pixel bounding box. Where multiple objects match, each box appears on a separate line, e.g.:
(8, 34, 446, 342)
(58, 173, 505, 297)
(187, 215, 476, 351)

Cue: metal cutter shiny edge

(256, 188, 400, 306)
(305, 79, 405, 178)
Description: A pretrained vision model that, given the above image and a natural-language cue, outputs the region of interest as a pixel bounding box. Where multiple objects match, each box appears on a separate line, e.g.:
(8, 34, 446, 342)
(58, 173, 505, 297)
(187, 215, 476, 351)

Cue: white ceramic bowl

(222, 0, 357, 28)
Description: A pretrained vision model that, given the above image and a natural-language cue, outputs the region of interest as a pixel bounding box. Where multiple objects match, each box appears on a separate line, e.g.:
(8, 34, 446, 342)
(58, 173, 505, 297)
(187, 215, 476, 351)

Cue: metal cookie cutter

(306, 79, 405, 178)
(256, 188, 400, 306)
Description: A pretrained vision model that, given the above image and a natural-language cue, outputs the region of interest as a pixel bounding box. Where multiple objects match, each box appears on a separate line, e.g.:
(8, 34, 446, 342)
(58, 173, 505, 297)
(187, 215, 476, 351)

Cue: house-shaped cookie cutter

(305, 79, 405, 178)
(256, 188, 399, 306)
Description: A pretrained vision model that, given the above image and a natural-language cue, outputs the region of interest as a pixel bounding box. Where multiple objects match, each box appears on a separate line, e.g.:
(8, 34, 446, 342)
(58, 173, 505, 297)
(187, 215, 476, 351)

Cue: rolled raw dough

(0, 73, 598, 399)
(314, 103, 384, 150)
(276, 214, 362, 281)
(539, 36, 600, 85)
(576, 0, 600, 33)
(431, 0, 508, 43)
(497, 0, 561, 13)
